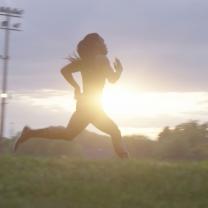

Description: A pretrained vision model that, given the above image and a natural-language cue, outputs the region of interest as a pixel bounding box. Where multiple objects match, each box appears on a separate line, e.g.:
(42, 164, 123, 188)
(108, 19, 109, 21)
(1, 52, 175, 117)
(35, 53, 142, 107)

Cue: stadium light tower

(0, 7, 23, 139)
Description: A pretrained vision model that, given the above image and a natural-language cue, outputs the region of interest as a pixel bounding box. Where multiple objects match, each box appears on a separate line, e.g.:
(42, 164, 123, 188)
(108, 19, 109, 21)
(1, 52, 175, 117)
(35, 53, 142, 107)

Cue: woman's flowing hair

(69, 33, 107, 63)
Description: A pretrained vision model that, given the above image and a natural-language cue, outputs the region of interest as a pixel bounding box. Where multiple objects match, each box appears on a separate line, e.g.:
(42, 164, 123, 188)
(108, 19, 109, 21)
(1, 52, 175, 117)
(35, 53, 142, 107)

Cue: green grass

(0, 156, 208, 208)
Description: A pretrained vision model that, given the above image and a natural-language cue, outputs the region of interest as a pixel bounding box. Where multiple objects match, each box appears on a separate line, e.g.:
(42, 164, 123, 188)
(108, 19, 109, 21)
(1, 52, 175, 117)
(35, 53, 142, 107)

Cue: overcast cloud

(0, 0, 208, 91)
(1, 0, 208, 137)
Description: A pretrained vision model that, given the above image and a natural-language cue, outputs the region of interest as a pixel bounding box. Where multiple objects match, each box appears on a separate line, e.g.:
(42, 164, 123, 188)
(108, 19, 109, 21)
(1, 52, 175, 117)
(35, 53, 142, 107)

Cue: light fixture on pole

(0, 6, 23, 141)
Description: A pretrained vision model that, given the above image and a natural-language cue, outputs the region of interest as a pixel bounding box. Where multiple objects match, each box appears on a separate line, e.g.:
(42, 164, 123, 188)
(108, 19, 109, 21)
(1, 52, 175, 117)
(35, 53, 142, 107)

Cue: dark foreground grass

(0, 156, 208, 208)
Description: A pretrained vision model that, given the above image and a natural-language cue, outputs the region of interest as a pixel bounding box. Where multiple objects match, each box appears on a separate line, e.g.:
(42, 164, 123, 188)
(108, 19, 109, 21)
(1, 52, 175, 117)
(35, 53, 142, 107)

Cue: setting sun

(102, 85, 204, 118)
(14, 88, 208, 138)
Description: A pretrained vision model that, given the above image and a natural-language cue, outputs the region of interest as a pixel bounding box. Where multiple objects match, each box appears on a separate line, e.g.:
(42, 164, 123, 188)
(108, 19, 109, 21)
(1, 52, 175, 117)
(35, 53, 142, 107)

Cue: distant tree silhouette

(7, 121, 208, 160)
(157, 121, 208, 160)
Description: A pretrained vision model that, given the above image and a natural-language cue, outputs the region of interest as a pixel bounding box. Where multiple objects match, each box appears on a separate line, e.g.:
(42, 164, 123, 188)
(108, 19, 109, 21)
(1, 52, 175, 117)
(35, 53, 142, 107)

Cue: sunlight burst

(102, 85, 205, 118)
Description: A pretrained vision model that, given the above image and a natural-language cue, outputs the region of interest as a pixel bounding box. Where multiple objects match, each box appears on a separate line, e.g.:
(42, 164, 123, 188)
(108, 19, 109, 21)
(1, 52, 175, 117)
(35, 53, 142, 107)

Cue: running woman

(14, 33, 129, 159)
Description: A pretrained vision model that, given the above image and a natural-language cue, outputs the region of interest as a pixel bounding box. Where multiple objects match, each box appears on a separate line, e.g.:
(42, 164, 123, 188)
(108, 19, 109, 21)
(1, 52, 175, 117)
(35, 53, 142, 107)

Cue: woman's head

(76, 33, 108, 60)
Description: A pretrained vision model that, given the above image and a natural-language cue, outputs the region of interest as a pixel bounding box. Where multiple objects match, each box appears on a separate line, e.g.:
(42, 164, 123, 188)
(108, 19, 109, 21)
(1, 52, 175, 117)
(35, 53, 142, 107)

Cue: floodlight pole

(0, 7, 23, 141)
(0, 14, 10, 140)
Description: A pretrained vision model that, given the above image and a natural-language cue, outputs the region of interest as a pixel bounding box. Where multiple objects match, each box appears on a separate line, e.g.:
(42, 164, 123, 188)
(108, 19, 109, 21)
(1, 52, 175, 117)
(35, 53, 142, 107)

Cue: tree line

(2, 121, 208, 160)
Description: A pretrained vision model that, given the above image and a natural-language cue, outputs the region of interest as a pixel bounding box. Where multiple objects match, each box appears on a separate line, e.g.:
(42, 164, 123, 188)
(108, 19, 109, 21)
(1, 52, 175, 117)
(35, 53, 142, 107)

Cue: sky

(0, 0, 208, 138)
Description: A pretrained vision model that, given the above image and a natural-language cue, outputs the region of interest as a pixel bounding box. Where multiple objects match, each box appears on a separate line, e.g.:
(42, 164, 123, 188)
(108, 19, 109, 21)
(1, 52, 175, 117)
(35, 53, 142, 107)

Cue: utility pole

(0, 7, 23, 141)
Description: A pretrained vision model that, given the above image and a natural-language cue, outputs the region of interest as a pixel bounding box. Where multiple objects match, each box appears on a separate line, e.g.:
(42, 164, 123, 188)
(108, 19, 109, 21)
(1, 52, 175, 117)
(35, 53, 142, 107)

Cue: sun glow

(102, 85, 205, 118)
(16, 89, 207, 120)
(13, 89, 208, 138)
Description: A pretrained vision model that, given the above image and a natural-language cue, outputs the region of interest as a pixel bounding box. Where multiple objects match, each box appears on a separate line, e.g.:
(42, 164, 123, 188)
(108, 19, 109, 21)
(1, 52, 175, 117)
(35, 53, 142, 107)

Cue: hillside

(0, 156, 208, 208)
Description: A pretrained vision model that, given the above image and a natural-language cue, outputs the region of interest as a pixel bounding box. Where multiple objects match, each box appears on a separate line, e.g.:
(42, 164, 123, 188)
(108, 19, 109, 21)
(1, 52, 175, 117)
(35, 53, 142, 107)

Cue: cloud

(1, 0, 208, 91)
(4, 89, 208, 137)
(2, 1, 208, 136)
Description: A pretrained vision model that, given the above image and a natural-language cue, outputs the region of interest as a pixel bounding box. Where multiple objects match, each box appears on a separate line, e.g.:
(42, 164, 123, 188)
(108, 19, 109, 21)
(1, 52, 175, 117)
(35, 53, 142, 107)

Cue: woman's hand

(113, 58, 123, 74)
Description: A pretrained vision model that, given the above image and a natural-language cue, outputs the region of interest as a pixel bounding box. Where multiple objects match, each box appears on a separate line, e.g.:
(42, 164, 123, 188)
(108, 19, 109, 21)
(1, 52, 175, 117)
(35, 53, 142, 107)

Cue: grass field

(0, 156, 208, 208)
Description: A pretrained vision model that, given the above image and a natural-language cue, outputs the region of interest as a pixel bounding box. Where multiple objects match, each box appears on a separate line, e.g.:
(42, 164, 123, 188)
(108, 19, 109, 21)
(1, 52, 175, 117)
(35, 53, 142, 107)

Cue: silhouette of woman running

(14, 33, 129, 159)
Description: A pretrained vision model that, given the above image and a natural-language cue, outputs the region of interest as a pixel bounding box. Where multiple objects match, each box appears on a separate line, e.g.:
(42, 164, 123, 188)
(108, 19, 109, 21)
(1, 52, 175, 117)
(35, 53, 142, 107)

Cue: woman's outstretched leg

(14, 111, 89, 151)
(91, 111, 129, 159)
